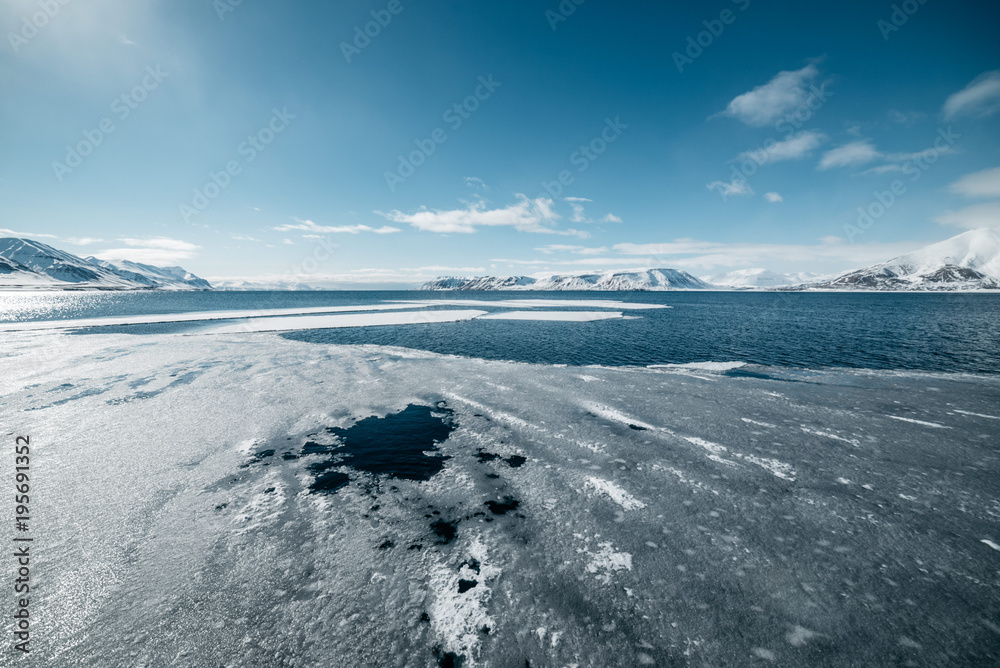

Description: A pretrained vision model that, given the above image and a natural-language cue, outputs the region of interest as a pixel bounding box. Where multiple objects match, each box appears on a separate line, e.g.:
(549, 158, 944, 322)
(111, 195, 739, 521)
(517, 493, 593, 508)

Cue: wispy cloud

(738, 130, 826, 166)
(943, 70, 1000, 120)
(274, 219, 401, 235)
(0, 228, 58, 239)
(231, 234, 261, 242)
(718, 64, 821, 127)
(379, 195, 588, 237)
(949, 166, 1000, 198)
(64, 237, 105, 246)
(120, 237, 200, 252)
(707, 179, 754, 198)
(819, 140, 880, 170)
(764, 192, 783, 203)
(535, 244, 609, 255)
(935, 202, 1000, 230)
(96, 237, 201, 266)
(611, 236, 924, 272)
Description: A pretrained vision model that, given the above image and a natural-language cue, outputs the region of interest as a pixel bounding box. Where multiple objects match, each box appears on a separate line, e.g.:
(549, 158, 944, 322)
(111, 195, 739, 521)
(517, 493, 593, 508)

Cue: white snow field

(2, 331, 1000, 667)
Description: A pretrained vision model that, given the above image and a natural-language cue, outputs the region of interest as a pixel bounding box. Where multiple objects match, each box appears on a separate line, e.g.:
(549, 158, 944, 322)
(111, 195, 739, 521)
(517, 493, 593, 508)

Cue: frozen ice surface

(199, 310, 490, 334)
(476, 311, 624, 322)
(2, 331, 1000, 666)
(394, 299, 670, 310)
(0, 303, 440, 331)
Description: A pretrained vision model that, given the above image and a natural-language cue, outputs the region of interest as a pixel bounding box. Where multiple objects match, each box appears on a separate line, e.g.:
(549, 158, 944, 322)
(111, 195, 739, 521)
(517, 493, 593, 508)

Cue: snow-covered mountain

(423, 269, 711, 291)
(84, 257, 212, 290)
(702, 268, 793, 289)
(210, 279, 321, 291)
(0, 238, 211, 291)
(813, 228, 1000, 291)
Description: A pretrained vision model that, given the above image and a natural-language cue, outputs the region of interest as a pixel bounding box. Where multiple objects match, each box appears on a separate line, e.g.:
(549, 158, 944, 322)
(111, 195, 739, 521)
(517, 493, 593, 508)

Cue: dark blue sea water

(2, 290, 999, 374)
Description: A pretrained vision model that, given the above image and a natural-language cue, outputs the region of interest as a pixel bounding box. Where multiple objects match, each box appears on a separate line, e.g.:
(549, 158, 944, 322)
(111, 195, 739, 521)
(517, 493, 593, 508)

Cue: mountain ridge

(0, 238, 211, 291)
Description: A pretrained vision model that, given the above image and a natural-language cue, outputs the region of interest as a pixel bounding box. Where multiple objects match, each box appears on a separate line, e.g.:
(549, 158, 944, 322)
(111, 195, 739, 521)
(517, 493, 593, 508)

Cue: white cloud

(738, 130, 826, 166)
(231, 234, 261, 243)
(934, 203, 1000, 230)
(601, 213, 623, 223)
(535, 245, 609, 255)
(282, 238, 294, 245)
(94, 237, 201, 266)
(273, 219, 401, 235)
(949, 166, 1000, 198)
(0, 228, 58, 239)
(563, 197, 592, 202)
(119, 237, 200, 252)
(818, 140, 880, 170)
(764, 192, 783, 203)
(611, 236, 926, 273)
(718, 64, 821, 127)
(379, 195, 588, 237)
(707, 179, 754, 198)
(64, 237, 105, 246)
(887, 109, 924, 125)
(943, 70, 1000, 120)
(464, 176, 488, 190)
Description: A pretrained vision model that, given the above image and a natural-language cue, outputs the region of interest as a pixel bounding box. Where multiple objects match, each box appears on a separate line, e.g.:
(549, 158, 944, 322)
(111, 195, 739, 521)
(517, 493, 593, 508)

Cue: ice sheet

(393, 299, 670, 310)
(198, 309, 490, 334)
(0, 302, 436, 331)
(3, 330, 1000, 667)
(476, 311, 624, 322)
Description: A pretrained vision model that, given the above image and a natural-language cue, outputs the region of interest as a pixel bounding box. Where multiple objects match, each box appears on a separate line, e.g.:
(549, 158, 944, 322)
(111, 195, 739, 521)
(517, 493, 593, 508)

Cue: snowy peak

(0, 238, 211, 291)
(422, 269, 711, 291)
(820, 228, 1000, 291)
(703, 268, 793, 288)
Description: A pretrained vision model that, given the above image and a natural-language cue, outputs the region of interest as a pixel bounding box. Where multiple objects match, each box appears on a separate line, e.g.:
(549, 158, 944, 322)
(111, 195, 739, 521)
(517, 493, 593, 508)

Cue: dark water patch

(408, 544, 423, 551)
(477, 449, 526, 469)
(485, 497, 520, 516)
(281, 452, 298, 461)
(263, 487, 275, 494)
(378, 540, 394, 550)
(301, 403, 456, 493)
(311, 470, 350, 494)
(240, 450, 275, 468)
(629, 424, 648, 431)
(431, 519, 458, 544)
(435, 648, 462, 668)
(29, 387, 109, 410)
(506, 455, 526, 468)
(457, 579, 478, 594)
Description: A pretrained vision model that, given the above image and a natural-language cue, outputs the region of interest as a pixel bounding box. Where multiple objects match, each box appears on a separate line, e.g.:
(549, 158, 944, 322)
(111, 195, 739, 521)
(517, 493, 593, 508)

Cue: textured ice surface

(199, 310, 489, 334)
(2, 331, 1000, 666)
(0, 302, 439, 331)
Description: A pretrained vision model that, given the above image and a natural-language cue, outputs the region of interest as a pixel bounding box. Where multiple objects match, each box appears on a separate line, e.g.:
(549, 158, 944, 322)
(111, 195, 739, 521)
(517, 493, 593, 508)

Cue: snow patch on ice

(888, 416, 951, 429)
(649, 361, 747, 372)
(582, 402, 657, 431)
(682, 436, 736, 466)
(742, 418, 776, 428)
(477, 310, 624, 322)
(200, 310, 489, 334)
(429, 537, 501, 665)
(734, 454, 796, 481)
(584, 477, 647, 511)
(981, 539, 1000, 552)
(801, 427, 861, 447)
(954, 409, 1000, 420)
(582, 540, 634, 585)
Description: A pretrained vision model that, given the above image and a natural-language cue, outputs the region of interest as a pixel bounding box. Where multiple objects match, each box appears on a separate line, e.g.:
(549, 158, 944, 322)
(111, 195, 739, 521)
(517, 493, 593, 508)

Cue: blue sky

(1, 0, 999, 286)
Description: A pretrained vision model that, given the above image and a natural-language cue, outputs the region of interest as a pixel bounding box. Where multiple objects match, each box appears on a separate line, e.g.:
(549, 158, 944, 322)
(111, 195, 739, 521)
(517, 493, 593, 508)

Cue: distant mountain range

(424, 229, 1000, 292)
(0, 238, 211, 290)
(4, 228, 999, 292)
(424, 269, 712, 291)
